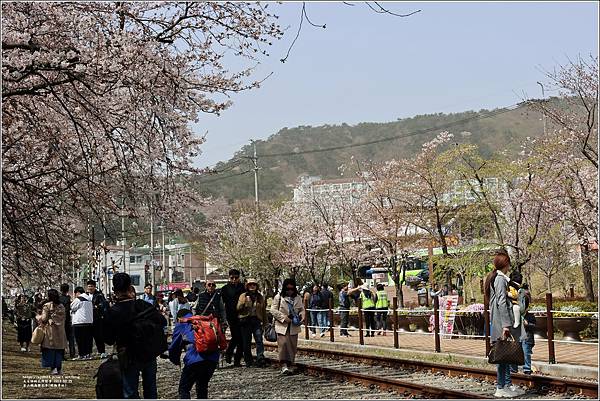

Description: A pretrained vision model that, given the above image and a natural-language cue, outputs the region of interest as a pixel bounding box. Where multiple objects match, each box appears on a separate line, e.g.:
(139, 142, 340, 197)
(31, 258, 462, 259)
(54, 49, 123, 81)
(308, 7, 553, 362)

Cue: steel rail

(263, 344, 598, 398)
(264, 356, 486, 399)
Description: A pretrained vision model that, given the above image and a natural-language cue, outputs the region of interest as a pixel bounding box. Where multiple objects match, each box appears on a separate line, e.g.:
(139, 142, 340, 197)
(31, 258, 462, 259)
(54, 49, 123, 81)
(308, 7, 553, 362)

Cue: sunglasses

(229, 276, 240, 279)
(286, 287, 295, 291)
(207, 283, 216, 287)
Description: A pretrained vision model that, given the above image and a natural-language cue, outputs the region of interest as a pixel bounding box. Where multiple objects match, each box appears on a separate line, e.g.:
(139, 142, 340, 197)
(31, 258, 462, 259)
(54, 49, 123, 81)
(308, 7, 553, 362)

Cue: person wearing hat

(236, 278, 267, 367)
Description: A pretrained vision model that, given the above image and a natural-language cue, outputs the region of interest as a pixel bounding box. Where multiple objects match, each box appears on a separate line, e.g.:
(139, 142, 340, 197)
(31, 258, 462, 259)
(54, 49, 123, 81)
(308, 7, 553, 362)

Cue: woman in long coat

(485, 252, 526, 398)
(270, 278, 306, 375)
(37, 289, 67, 375)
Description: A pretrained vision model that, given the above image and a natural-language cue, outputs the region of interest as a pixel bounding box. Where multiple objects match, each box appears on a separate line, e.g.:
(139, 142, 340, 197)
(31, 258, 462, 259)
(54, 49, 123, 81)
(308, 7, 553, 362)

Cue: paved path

(297, 327, 598, 367)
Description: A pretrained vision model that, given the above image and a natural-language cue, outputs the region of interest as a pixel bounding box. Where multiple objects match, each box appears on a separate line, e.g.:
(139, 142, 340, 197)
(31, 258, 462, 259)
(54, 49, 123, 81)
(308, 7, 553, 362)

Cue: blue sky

(194, 1, 598, 168)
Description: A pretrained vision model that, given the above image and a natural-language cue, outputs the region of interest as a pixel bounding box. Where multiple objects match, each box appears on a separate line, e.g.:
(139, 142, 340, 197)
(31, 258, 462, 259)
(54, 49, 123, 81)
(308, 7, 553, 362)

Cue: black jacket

(195, 291, 226, 324)
(59, 294, 72, 326)
(220, 282, 245, 321)
(523, 313, 536, 345)
(103, 299, 167, 351)
(88, 290, 109, 321)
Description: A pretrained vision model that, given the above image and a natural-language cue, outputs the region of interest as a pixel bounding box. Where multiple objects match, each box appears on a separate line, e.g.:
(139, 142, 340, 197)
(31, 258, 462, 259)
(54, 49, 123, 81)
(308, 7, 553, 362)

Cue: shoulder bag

(263, 295, 280, 342)
(31, 324, 45, 345)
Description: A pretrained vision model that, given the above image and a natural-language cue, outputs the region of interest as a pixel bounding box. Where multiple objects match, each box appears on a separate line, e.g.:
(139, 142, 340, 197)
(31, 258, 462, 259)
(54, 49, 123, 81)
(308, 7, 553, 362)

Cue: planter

(454, 314, 485, 336)
(533, 315, 547, 339)
(408, 315, 430, 333)
(554, 317, 592, 342)
(397, 316, 411, 332)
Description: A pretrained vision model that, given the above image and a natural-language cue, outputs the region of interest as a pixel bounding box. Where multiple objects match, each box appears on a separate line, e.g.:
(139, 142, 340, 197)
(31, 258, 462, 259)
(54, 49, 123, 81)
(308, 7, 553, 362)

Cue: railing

(301, 293, 598, 365)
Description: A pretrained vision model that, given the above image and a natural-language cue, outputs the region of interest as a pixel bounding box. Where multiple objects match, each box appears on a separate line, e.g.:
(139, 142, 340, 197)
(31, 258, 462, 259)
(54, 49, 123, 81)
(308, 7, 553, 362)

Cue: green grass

(2, 322, 97, 399)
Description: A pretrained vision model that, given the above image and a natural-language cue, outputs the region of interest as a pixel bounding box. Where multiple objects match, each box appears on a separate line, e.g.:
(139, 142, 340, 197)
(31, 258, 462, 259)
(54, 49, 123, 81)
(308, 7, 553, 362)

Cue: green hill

(196, 103, 548, 202)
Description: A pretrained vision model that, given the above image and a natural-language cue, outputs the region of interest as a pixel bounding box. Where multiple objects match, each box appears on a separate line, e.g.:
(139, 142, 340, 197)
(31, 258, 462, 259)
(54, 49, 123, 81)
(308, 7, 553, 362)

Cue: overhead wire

(195, 101, 532, 184)
(258, 102, 529, 158)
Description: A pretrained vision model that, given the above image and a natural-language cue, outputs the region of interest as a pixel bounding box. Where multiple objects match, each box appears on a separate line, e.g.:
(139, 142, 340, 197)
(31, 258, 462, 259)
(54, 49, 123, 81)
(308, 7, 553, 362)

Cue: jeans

(178, 360, 218, 399)
(318, 311, 328, 333)
(496, 363, 512, 389)
(240, 317, 264, 365)
(225, 319, 243, 364)
(121, 358, 157, 399)
(340, 310, 349, 335)
(376, 310, 388, 331)
(522, 342, 534, 373)
(309, 310, 328, 334)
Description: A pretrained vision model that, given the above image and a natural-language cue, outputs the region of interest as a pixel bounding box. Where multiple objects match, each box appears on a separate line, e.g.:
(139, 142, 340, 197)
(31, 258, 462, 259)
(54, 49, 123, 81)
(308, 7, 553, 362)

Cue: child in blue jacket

(168, 310, 219, 399)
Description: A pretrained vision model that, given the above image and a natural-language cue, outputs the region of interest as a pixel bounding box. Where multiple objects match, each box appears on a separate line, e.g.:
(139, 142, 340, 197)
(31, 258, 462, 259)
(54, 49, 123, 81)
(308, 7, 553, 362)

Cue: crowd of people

(4, 253, 538, 399)
(5, 269, 306, 398)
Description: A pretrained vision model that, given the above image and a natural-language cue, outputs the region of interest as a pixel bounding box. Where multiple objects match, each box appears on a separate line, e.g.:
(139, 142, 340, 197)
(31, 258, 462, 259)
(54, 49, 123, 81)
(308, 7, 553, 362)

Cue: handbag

(263, 322, 277, 342)
(488, 334, 524, 365)
(31, 324, 45, 345)
(264, 294, 283, 342)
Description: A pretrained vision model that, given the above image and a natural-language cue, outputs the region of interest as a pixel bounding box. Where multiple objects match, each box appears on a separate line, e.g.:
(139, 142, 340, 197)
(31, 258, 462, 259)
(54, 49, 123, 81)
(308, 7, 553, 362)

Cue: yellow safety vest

(375, 290, 389, 309)
(360, 290, 375, 309)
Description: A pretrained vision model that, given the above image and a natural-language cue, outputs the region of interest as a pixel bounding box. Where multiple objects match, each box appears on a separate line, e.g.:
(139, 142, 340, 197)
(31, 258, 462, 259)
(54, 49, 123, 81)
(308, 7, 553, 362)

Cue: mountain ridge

(197, 103, 547, 202)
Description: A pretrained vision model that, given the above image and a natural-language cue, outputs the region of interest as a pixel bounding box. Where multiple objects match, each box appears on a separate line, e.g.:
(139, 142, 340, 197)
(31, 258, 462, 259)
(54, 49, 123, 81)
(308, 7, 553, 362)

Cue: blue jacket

(168, 313, 219, 366)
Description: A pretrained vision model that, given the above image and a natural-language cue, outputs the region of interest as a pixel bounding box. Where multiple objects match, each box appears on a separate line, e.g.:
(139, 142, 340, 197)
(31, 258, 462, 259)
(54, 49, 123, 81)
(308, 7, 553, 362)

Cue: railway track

(264, 344, 598, 399)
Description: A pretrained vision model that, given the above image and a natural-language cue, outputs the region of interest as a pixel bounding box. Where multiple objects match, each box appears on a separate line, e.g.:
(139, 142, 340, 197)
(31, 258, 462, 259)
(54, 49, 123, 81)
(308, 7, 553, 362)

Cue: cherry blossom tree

(2, 2, 283, 286)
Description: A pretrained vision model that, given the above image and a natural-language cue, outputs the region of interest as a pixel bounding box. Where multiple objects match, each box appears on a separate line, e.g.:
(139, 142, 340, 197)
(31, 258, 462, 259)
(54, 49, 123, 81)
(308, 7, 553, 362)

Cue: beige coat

(39, 302, 67, 350)
(270, 294, 305, 336)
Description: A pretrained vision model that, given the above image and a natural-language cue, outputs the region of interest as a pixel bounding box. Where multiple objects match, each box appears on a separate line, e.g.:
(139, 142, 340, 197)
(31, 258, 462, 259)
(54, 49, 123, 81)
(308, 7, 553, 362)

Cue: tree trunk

(546, 274, 552, 293)
(580, 243, 595, 302)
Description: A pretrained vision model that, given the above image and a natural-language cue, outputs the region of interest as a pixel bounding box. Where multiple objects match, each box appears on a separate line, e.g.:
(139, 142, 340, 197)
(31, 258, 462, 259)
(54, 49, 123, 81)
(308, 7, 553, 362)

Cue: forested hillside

(197, 103, 548, 202)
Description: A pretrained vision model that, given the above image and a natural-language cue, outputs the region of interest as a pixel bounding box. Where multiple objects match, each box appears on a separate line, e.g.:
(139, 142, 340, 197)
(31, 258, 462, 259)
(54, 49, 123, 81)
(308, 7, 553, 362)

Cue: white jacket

(71, 294, 93, 325)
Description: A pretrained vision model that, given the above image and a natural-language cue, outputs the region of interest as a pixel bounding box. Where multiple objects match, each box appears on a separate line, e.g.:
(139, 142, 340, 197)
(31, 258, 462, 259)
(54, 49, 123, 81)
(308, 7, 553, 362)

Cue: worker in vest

(375, 283, 389, 336)
(359, 284, 377, 337)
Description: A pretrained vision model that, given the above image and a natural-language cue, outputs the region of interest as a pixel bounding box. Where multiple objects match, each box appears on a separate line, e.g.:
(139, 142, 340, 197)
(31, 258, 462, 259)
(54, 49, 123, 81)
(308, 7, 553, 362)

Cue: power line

(197, 169, 253, 184)
(258, 102, 529, 158)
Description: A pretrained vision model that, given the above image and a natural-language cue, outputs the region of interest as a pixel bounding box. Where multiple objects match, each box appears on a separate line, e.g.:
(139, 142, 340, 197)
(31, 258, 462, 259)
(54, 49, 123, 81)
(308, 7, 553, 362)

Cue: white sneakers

(493, 385, 526, 398)
(50, 368, 60, 375)
(20, 347, 26, 352)
(281, 366, 292, 375)
(508, 385, 526, 396)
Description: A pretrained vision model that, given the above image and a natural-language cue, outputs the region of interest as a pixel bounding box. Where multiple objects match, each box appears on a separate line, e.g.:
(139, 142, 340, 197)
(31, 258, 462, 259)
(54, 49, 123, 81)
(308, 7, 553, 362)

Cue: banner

(440, 295, 459, 336)
(158, 282, 189, 292)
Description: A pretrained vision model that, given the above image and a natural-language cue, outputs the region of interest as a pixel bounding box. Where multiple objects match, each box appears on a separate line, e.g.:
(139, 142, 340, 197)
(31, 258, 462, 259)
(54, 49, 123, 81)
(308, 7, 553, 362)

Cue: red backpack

(181, 314, 227, 353)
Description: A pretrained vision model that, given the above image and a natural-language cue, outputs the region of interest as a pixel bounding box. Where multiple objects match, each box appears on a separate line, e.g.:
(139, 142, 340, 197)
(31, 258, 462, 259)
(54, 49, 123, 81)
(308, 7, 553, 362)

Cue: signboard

(158, 282, 190, 292)
(372, 273, 387, 280)
(439, 295, 459, 336)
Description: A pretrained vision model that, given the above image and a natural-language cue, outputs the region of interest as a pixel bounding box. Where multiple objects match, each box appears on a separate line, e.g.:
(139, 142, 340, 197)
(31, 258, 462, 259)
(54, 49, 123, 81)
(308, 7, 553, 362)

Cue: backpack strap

(200, 292, 218, 316)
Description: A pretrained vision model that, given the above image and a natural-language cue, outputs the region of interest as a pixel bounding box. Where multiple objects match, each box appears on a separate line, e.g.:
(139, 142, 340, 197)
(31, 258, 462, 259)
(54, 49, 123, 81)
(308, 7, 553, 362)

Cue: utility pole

(251, 139, 260, 212)
(537, 81, 547, 135)
(121, 199, 127, 274)
(103, 212, 108, 296)
(160, 223, 166, 284)
(150, 203, 155, 291)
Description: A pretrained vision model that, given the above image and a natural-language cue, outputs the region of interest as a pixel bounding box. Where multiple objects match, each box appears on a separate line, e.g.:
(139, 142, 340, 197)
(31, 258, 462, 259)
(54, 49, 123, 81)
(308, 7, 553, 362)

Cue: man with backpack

(87, 280, 109, 358)
(169, 309, 220, 399)
(103, 273, 168, 399)
(220, 269, 245, 366)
